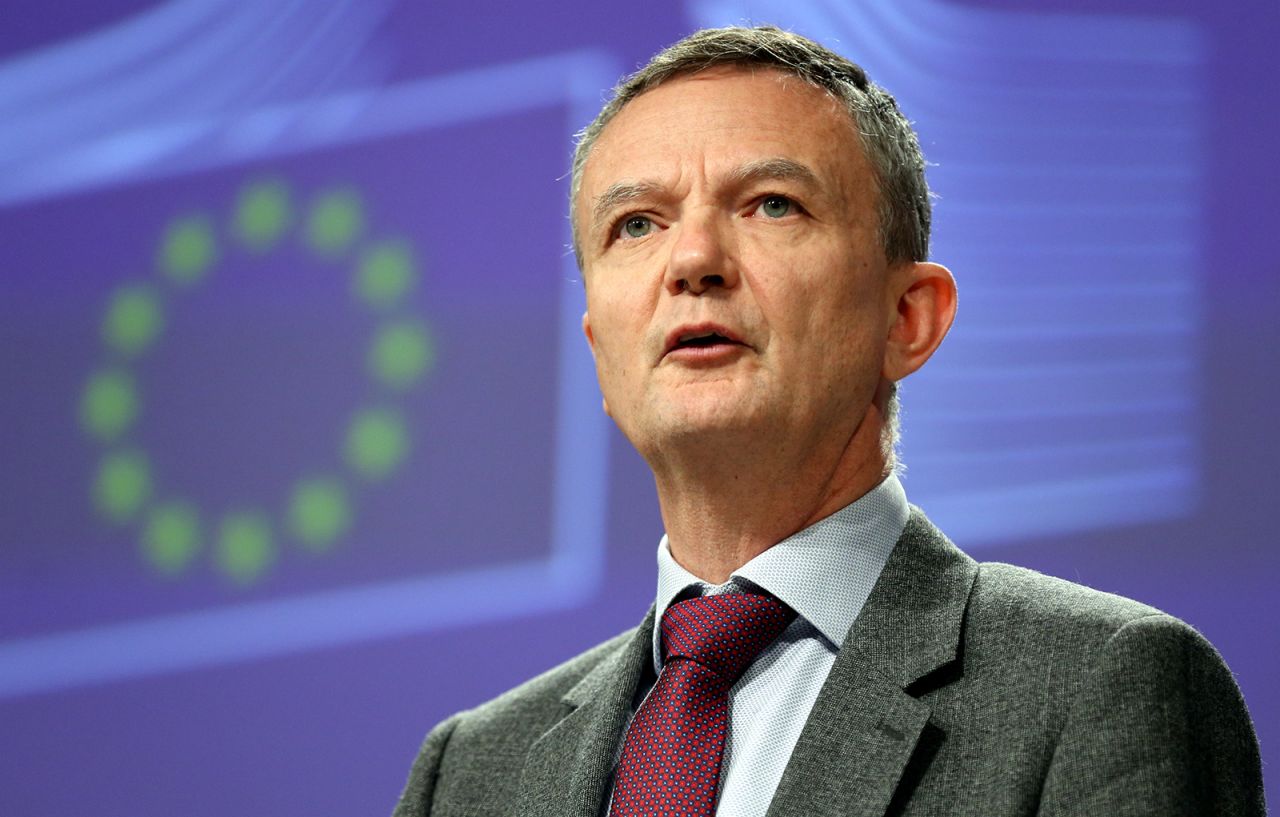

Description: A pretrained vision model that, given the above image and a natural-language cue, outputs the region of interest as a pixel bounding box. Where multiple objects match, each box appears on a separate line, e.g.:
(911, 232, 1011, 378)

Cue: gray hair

(569, 25, 932, 269)
(569, 25, 927, 466)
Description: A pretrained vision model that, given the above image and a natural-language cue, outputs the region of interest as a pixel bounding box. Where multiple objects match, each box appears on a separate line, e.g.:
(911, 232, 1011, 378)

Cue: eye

(756, 195, 794, 219)
(617, 215, 655, 240)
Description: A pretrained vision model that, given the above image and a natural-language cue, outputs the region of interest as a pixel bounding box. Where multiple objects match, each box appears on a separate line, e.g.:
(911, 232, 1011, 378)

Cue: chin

(612, 382, 769, 451)
(657, 394, 767, 439)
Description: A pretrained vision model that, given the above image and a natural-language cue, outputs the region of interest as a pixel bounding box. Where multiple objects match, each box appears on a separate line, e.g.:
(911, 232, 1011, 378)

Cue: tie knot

(660, 592, 795, 685)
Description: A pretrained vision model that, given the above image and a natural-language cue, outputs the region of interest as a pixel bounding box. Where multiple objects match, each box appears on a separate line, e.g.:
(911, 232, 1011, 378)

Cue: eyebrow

(724, 156, 820, 191)
(591, 180, 664, 232)
(589, 157, 822, 233)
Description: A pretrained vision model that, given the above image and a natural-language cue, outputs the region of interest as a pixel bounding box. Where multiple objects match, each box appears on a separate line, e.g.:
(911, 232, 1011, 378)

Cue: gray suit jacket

(393, 509, 1265, 816)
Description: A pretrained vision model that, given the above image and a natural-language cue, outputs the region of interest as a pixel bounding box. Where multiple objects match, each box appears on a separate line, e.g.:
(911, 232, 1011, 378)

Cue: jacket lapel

(513, 607, 656, 817)
(766, 508, 978, 817)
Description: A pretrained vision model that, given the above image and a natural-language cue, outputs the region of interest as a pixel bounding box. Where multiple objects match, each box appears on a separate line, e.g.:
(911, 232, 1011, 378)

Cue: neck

(651, 409, 890, 584)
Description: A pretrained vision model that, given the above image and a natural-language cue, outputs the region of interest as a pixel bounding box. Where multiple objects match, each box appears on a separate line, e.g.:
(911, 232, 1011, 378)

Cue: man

(394, 26, 1264, 817)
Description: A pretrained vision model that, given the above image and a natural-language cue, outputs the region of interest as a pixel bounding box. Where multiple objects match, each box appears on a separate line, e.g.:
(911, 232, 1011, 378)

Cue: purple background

(0, 1, 1274, 814)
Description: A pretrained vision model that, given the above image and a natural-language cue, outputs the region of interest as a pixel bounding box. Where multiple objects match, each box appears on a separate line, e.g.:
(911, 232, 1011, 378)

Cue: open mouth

(664, 324, 748, 359)
(674, 331, 738, 349)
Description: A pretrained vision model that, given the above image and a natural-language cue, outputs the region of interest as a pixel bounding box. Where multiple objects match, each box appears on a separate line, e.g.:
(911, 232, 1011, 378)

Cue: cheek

(586, 304, 642, 382)
(589, 272, 658, 342)
(768, 278, 886, 376)
(751, 267, 861, 345)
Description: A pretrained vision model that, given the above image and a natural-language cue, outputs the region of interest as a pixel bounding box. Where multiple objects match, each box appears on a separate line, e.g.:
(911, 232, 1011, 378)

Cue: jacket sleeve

(392, 713, 464, 817)
(1037, 613, 1265, 817)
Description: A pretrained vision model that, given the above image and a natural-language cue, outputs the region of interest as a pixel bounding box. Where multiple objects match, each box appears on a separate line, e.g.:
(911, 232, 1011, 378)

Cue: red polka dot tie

(608, 592, 795, 817)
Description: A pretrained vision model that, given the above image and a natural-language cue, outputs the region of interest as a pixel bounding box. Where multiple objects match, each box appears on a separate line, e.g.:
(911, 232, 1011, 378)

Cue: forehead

(577, 66, 873, 216)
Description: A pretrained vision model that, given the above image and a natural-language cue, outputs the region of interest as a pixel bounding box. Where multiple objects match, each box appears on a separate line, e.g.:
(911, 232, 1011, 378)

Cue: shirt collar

(653, 473, 909, 672)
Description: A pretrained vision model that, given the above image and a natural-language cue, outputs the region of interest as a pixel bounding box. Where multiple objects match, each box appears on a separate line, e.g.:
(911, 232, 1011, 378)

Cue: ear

(581, 311, 611, 417)
(882, 261, 957, 382)
(581, 310, 596, 353)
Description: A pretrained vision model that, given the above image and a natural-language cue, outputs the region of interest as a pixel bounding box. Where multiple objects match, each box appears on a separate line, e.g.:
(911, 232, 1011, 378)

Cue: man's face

(577, 66, 899, 462)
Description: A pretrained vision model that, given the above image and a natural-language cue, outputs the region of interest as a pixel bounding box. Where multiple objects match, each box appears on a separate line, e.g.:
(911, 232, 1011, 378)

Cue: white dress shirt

(606, 473, 910, 816)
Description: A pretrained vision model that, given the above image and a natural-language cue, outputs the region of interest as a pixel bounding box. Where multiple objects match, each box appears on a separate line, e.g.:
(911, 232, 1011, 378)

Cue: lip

(662, 322, 750, 359)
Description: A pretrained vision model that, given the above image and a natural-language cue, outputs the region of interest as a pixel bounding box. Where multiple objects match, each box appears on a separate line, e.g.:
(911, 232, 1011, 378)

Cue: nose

(664, 214, 739, 295)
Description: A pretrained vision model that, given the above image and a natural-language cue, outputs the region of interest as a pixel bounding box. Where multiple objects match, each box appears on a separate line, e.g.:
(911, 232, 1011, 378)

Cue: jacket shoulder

(955, 559, 1187, 709)
(394, 625, 642, 816)
(970, 560, 1165, 646)
(903, 558, 1263, 815)
(462, 625, 639, 730)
